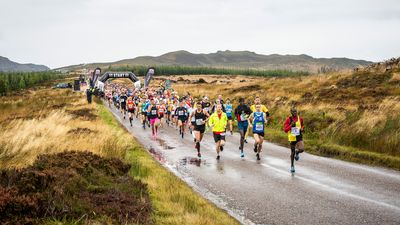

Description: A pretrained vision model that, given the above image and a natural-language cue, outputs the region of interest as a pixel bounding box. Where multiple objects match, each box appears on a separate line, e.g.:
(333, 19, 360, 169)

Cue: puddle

(148, 147, 166, 163)
(180, 157, 210, 167)
(156, 138, 175, 150)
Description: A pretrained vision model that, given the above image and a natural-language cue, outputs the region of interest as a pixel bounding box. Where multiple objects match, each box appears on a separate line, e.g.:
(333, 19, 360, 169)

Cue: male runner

(283, 108, 305, 173)
(209, 104, 228, 160)
(248, 104, 268, 160)
(234, 98, 252, 158)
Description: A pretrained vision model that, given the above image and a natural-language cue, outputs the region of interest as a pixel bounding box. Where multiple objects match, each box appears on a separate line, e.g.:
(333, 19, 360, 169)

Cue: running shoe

(290, 166, 295, 173)
(216, 155, 220, 160)
(197, 152, 201, 158)
(230, 131, 233, 135)
(181, 132, 184, 139)
(240, 152, 245, 158)
(253, 145, 257, 153)
(295, 151, 300, 161)
(256, 153, 261, 160)
(220, 145, 224, 151)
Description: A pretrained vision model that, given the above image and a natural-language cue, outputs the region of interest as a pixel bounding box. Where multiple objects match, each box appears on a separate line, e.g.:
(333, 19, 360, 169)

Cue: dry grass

(0, 81, 240, 224)
(150, 69, 400, 169)
(0, 90, 129, 169)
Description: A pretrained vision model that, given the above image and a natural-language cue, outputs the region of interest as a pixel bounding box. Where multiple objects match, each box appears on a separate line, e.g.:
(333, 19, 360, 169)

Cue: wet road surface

(108, 105, 400, 225)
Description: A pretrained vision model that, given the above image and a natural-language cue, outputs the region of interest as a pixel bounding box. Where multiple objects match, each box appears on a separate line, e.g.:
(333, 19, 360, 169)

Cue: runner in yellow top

(208, 104, 228, 160)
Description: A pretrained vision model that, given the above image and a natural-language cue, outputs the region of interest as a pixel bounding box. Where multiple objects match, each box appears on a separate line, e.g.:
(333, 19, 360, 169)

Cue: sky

(0, 0, 399, 68)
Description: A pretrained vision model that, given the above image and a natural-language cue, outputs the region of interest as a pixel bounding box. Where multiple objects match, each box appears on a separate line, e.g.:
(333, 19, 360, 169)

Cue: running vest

(288, 116, 301, 142)
(194, 111, 207, 128)
(158, 105, 166, 114)
(252, 112, 265, 133)
(127, 100, 134, 109)
(225, 104, 233, 117)
(149, 106, 158, 119)
(140, 103, 146, 112)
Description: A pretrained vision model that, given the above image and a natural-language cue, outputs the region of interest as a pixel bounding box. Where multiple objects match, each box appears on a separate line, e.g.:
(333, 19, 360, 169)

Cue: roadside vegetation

(0, 80, 240, 224)
(106, 65, 309, 77)
(160, 67, 400, 170)
(0, 71, 64, 95)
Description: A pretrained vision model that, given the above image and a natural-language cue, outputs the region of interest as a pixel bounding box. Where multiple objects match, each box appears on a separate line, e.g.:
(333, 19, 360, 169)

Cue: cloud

(0, 0, 399, 68)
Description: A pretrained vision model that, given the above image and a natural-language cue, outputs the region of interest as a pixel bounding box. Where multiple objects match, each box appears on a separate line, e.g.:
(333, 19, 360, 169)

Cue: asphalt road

(108, 105, 400, 225)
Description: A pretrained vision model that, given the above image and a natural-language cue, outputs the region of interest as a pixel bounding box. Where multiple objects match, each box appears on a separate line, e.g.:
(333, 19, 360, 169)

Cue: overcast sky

(1, 0, 399, 68)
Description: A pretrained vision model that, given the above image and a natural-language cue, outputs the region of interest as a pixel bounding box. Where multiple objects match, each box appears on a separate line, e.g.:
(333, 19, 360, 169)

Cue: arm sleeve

(283, 117, 291, 133)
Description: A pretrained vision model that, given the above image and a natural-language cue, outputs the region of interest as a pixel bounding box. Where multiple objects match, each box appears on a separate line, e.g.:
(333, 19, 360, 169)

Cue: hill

(0, 56, 49, 72)
(58, 50, 373, 73)
(163, 57, 400, 169)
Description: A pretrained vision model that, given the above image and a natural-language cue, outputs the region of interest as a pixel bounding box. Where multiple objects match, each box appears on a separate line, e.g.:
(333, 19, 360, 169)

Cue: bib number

(196, 119, 204, 125)
(255, 122, 263, 131)
(291, 127, 300, 136)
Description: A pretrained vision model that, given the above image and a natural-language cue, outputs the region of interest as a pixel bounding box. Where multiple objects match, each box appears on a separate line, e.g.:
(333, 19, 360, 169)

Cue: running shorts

(213, 132, 226, 143)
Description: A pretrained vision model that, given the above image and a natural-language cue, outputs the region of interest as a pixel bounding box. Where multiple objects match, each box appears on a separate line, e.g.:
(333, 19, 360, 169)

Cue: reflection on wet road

(108, 104, 400, 225)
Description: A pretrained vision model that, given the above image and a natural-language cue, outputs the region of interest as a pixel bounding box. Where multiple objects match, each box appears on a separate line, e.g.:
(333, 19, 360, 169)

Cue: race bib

(204, 107, 209, 112)
(240, 114, 248, 121)
(191, 116, 196, 122)
(178, 111, 184, 116)
(151, 110, 157, 115)
(196, 119, 203, 125)
(226, 109, 232, 113)
(255, 122, 263, 131)
(121, 99, 124, 102)
(291, 127, 300, 136)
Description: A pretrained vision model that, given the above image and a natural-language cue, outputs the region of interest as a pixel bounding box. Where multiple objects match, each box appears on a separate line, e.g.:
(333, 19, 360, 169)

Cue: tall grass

(0, 71, 64, 95)
(167, 71, 400, 169)
(97, 103, 240, 225)
(0, 81, 241, 224)
(106, 65, 309, 77)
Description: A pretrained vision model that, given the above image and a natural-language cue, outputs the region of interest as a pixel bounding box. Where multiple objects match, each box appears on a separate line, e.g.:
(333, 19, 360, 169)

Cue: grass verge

(96, 102, 240, 225)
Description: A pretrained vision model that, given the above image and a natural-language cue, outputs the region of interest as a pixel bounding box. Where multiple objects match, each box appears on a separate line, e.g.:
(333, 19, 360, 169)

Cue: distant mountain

(0, 56, 49, 72)
(58, 50, 373, 73)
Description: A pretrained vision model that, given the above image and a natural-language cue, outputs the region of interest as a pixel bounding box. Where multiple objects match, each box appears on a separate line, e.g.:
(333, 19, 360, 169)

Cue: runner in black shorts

(248, 104, 268, 160)
(119, 91, 128, 119)
(174, 101, 188, 139)
(126, 96, 136, 126)
(189, 102, 210, 158)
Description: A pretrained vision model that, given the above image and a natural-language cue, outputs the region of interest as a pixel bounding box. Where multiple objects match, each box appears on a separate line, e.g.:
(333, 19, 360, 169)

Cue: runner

(147, 98, 160, 138)
(139, 98, 147, 129)
(245, 96, 269, 142)
(126, 96, 136, 126)
(283, 108, 305, 173)
(224, 98, 233, 135)
(201, 96, 212, 115)
(189, 102, 210, 158)
(234, 97, 252, 158)
(166, 97, 173, 126)
(248, 104, 268, 160)
(147, 98, 158, 138)
(174, 101, 189, 139)
(208, 104, 228, 160)
(158, 101, 167, 127)
(119, 91, 128, 119)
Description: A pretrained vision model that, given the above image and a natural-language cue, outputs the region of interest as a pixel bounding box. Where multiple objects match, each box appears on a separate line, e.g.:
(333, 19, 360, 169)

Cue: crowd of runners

(102, 82, 305, 173)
